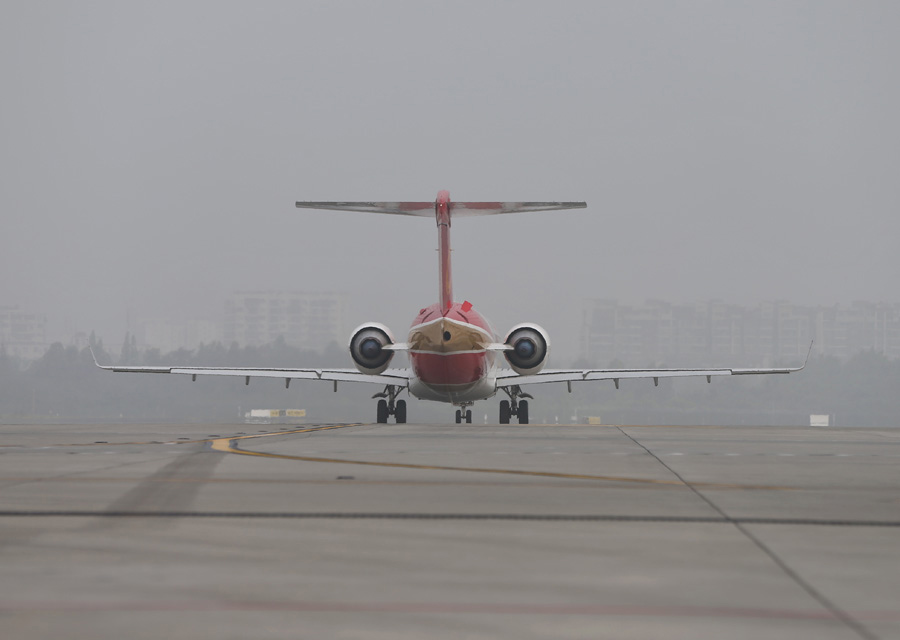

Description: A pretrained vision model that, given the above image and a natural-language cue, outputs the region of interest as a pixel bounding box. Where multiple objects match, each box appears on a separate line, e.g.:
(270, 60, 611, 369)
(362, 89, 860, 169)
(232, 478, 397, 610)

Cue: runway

(1, 421, 898, 639)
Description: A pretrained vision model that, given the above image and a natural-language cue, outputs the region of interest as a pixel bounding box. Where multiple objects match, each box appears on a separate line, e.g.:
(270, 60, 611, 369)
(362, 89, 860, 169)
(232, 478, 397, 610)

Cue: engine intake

(349, 323, 395, 375)
(504, 323, 550, 375)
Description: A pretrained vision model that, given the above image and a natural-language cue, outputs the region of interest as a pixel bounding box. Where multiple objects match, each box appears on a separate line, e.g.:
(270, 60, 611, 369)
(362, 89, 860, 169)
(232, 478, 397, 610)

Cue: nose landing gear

(499, 385, 532, 424)
(454, 404, 473, 424)
(373, 385, 407, 423)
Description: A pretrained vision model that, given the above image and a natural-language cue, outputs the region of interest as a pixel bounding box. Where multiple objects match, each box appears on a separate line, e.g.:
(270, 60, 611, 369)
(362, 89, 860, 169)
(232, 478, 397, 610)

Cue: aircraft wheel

(499, 400, 511, 424)
(518, 400, 529, 425)
(465, 409, 472, 424)
(455, 409, 462, 424)
(376, 399, 389, 424)
(395, 400, 407, 424)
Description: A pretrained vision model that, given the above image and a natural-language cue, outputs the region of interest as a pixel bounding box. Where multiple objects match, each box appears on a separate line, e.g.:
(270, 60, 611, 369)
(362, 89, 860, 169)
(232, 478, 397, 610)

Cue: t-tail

(295, 192, 587, 314)
(435, 190, 453, 312)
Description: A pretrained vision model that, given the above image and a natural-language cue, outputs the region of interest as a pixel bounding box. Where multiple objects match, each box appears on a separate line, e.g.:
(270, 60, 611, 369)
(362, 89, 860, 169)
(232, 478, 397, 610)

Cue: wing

(498, 343, 812, 388)
(92, 352, 409, 387)
(496, 362, 807, 388)
(294, 201, 586, 217)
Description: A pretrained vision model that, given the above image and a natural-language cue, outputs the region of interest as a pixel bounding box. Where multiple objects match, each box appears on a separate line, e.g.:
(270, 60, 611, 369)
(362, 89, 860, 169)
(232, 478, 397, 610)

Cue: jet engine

(503, 323, 550, 375)
(349, 323, 396, 375)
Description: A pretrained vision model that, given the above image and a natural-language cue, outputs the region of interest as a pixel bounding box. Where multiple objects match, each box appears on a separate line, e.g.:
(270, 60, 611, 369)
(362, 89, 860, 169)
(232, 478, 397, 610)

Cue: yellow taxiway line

(209, 426, 793, 491)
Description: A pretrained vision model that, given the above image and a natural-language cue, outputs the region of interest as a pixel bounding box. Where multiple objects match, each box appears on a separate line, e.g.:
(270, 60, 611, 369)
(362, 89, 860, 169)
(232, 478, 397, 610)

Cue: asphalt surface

(1, 421, 898, 639)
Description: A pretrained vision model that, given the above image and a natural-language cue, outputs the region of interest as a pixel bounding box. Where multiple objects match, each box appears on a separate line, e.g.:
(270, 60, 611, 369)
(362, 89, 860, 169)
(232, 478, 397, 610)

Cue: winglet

(784, 340, 814, 373)
(88, 346, 114, 371)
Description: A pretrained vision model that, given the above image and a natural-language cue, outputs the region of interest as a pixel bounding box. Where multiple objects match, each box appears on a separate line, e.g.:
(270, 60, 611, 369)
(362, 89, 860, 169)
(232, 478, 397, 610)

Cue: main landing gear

(454, 405, 473, 424)
(373, 385, 406, 424)
(499, 385, 533, 424)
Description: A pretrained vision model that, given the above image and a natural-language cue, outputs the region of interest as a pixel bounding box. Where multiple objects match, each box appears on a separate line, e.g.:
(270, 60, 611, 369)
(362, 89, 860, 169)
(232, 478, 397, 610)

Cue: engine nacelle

(503, 323, 550, 376)
(349, 323, 396, 375)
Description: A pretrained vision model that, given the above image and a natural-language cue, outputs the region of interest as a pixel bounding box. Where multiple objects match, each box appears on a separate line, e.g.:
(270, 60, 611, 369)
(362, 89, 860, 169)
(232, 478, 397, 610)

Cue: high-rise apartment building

(224, 291, 346, 349)
(582, 299, 900, 365)
(0, 306, 47, 361)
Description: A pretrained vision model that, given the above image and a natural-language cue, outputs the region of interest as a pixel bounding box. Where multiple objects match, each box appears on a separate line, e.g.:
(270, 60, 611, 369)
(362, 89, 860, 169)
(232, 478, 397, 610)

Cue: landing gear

(454, 405, 473, 424)
(499, 385, 533, 424)
(373, 385, 407, 424)
(499, 400, 511, 424)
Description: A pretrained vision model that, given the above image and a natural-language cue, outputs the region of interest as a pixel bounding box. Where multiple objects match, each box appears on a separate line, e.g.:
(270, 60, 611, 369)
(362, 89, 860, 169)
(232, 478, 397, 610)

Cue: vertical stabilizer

(435, 190, 453, 313)
(295, 193, 587, 316)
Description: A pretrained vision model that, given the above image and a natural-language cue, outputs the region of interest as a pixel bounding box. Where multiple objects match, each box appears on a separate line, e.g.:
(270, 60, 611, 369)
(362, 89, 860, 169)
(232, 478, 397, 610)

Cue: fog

(2, 1, 899, 365)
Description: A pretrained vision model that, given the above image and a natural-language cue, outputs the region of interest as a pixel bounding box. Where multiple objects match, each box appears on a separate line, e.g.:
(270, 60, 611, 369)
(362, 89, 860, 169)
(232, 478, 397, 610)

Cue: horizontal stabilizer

(295, 202, 435, 216)
(452, 202, 586, 216)
(295, 201, 587, 217)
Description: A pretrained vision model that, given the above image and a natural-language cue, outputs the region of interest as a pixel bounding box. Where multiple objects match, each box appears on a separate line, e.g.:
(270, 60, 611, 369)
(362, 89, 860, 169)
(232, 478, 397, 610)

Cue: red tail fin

(294, 194, 587, 315)
(435, 190, 453, 313)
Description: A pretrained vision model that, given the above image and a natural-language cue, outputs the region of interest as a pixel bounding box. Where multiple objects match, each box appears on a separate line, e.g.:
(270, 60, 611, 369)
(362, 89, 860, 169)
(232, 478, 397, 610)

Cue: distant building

(224, 291, 346, 350)
(136, 319, 222, 354)
(0, 306, 47, 361)
(581, 299, 751, 365)
(582, 299, 900, 365)
(814, 302, 900, 360)
(69, 331, 90, 351)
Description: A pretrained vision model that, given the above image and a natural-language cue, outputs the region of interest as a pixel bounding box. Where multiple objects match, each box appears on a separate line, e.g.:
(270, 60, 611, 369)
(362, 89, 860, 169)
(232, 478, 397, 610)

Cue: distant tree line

(550, 350, 900, 427)
(1, 335, 898, 427)
(0, 334, 377, 423)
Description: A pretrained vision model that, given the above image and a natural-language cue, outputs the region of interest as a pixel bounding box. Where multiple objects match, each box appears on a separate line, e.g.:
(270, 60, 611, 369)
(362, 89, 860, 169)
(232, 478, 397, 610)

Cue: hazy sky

(2, 1, 898, 361)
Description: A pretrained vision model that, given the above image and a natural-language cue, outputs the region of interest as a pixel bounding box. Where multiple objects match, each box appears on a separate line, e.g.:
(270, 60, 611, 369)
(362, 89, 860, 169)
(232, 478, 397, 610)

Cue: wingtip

(788, 341, 814, 373)
(88, 345, 107, 369)
(803, 340, 814, 369)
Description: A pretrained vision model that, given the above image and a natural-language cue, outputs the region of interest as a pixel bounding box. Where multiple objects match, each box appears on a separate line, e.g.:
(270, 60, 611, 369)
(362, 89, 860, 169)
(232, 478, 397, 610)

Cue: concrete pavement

(1, 421, 897, 639)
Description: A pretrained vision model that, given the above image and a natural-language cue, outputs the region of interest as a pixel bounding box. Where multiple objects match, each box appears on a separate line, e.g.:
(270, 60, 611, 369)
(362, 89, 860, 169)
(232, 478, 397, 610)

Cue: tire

(499, 400, 511, 424)
(465, 409, 472, 424)
(395, 400, 407, 424)
(376, 399, 389, 424)
(518, 400, 529, 424)
(455, 409, 462, 424)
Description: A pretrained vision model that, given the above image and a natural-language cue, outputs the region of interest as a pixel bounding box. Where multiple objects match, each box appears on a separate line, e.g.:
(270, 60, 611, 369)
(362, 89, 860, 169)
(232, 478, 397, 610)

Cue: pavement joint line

(1, 600, 898, 620)
(14, 423, 365, 449)
(616, 426, 880, 640)
(0, 511, 898, 525)
(209, 435, 796, 490)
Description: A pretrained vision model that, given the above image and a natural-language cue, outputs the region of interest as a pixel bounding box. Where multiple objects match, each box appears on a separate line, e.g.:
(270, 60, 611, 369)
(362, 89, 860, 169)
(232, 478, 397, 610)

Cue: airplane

(95, 190, 807, 424)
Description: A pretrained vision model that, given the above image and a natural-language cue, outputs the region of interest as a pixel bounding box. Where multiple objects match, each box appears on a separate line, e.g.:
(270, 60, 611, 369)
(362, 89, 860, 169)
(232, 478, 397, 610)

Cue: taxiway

(0, 421, 898, 639)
